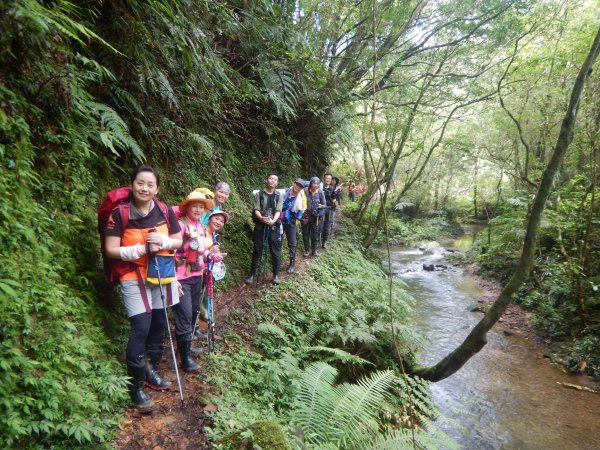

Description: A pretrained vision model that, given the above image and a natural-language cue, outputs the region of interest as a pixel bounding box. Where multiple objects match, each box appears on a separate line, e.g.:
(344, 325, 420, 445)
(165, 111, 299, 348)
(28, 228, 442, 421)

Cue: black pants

(250, 224, 282, 275)
(283, 221, 298, 260)
(127, 309, 166, 368)
(172, 275, 202, 338)
(302, 215, 321, 252)
(322, 207, 333, 245)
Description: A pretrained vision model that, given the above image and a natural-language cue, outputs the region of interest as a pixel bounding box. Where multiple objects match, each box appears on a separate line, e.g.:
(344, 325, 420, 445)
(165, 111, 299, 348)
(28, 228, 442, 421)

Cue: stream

(390, 227, 600, 450)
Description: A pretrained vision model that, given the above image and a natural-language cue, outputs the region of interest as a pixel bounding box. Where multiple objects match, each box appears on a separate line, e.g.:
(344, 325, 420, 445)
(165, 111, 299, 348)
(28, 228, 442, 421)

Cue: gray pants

(321, 207, 333, 245)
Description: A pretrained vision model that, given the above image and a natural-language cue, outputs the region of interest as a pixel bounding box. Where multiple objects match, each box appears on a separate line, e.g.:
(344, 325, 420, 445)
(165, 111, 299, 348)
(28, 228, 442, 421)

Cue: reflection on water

(391, 232, 600, 450)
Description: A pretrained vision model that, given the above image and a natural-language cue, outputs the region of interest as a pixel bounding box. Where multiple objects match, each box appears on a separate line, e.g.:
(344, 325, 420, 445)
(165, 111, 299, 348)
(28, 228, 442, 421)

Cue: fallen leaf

(203, 403, 218, 412)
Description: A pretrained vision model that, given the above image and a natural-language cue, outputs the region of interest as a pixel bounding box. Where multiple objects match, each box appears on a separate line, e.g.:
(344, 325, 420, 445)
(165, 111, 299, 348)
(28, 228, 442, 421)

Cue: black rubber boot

(145, 346, 172, 391)
(178, 335, 201, 373)
(245, 255, 260, 284)
(272, 274, 281, 284)
(127, 364, 154, 413)
(286, 258, 295, 274)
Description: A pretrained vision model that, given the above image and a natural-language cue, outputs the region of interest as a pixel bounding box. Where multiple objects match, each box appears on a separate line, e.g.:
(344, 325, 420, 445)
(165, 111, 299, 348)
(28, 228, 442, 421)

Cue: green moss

(220, 421, 292, 450)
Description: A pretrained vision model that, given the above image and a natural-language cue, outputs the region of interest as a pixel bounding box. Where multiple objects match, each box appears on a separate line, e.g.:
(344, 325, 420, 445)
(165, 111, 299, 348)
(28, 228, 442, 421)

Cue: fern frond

(87, 102, 144, 161)
(187, 133, 214, 156)
(292, 362, 339, 443)
(332, 370, 397, 446)
(256, 323, 287, 339)
(306, 346, 374, 367)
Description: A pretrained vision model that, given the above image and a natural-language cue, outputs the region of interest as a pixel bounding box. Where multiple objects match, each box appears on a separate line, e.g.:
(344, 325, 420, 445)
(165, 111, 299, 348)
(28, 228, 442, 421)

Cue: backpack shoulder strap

(118, 203, 130, 231)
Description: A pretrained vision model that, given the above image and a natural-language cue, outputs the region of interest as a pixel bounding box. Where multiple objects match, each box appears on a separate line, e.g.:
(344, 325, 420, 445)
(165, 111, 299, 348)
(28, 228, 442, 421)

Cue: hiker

(321, 173, 335, 248)
(348, 180, 356, 201)
(330, 176, 341, 238)
(302, 177, 325, 257)
(172, 191, 214, 373)
(245, 172, 283, 285)
(104, 165, 182, 413)
(190, 208, 229, 354)
(200, 182, 231, 227)
(282, 178, 306, 274)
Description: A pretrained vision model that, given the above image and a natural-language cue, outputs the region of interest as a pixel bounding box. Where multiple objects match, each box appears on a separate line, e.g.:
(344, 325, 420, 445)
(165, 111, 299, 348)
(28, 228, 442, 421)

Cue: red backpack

(97, 187, 169, 286)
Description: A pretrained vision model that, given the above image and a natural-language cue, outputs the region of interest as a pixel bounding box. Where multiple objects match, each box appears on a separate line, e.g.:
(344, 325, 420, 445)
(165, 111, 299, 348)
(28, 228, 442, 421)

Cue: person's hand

(147, 231, 163, 245)
(177, 282, 184, 297)
(146, 231, 163, 253)
(210, 252, 228, 263)
(148, 243, 161, 253)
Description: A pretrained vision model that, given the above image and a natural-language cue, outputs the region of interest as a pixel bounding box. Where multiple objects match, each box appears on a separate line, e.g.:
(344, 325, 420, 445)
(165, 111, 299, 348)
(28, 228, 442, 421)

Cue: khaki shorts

(120, 279, 179, 317)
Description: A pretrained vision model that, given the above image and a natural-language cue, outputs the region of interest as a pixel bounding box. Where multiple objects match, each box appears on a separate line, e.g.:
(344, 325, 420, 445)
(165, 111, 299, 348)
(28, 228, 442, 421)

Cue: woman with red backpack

(103, 165, 182, 413)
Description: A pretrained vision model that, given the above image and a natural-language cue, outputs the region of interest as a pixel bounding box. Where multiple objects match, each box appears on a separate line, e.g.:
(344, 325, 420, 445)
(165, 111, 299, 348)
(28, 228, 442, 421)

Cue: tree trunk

(410, 26, 600, 382)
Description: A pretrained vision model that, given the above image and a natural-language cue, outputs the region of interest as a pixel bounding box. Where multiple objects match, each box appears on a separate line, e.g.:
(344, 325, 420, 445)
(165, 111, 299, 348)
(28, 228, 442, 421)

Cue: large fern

(292, 362, 396, 447)
(86, 101, 144, 161)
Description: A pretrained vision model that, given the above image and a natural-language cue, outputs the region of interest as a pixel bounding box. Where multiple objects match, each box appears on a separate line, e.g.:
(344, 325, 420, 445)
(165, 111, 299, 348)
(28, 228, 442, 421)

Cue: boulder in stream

(423, 264, 435, 271)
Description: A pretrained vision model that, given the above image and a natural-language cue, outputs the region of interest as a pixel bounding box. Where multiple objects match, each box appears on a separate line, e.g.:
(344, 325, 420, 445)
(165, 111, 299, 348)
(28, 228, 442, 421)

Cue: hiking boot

(191, 344, 205, 355)
(127, 365, 154, 413)
(286, 259, 295, 274)
(192, 327, 202, 340)
(272, 275, 281, 284)
(178, 335, 201, 373)
(145, 346, 172, 391)
(302, 250, 310, 257)
(322, 242, 328, 249)
(245, 274, 256, 285)
(311, 249, 319, 257)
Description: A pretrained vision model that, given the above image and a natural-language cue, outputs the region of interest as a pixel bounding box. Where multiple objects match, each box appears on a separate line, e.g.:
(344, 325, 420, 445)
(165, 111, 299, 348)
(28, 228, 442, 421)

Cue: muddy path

(114, 254, 316, 449)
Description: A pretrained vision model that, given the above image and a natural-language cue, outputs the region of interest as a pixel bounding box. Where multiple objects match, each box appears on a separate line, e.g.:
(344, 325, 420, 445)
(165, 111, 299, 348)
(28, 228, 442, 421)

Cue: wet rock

(423, 264, 435, 271)
(435, 264, 448, 269)
(503, 329, 514, 336)
(446, 248, 456, 253)
(420, 241, 442, 255)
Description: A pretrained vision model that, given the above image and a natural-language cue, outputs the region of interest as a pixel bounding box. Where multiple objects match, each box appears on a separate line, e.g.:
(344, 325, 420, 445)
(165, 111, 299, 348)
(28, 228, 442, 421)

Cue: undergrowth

(204, 217, 456, 449)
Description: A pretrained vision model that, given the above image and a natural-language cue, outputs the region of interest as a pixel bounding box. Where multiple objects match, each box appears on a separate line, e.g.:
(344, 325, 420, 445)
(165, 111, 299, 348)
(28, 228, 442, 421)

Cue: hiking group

(100, 165, 343, 412)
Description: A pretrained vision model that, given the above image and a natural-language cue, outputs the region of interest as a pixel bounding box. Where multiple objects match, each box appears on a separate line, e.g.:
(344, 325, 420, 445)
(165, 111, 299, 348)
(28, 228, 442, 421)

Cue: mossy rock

(220, 421, 292, 450)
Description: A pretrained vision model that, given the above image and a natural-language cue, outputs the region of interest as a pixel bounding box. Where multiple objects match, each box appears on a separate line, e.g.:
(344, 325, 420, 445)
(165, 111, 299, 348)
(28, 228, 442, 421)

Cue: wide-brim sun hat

(208, 209, 230, 223)
(180, 191, 214, 212)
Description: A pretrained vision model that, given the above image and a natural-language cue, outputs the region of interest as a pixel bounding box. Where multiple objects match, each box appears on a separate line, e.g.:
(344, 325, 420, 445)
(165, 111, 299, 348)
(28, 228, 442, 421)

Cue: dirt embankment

(465, 264, 538, 341)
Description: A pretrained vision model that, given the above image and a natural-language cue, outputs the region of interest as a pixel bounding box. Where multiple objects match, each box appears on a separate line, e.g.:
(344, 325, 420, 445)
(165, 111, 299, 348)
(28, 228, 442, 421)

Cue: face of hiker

(209, 214, 225, 231)
(291, 183, 302, 195)
(324, 174, 332, 186)
(266, 174, 278, 189)
(214, 188, 230, 206)
(131, 171, 158, 205)
(187, 202, 206, 221)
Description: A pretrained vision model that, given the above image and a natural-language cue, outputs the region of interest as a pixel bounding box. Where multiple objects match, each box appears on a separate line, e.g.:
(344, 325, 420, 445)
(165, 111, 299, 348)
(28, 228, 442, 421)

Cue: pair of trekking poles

(151, 254, 217, 407)
(190, 266, 216, 352)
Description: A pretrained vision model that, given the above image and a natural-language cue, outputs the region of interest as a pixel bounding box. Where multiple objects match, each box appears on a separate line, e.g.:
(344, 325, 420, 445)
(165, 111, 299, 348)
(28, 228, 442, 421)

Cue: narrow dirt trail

(114, 252, 317, 449)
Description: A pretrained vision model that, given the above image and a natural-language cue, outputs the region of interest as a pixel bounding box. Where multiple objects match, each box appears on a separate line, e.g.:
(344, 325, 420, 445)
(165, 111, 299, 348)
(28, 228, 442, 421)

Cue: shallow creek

(390, 229, 600, 449)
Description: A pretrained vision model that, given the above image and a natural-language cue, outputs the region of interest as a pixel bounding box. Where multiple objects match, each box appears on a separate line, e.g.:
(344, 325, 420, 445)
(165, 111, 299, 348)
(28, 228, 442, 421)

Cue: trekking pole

(190, 280, 207, 341)
(205, 266, 215, 352)
(153, 254, 184, 407)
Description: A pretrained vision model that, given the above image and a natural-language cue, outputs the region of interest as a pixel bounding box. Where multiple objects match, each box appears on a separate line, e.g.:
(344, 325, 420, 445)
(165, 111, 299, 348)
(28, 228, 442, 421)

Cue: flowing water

(390, 227, 600, 450)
